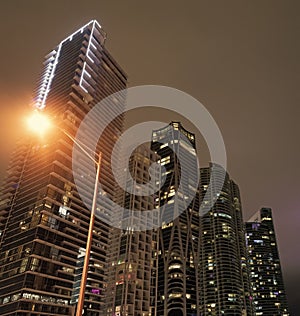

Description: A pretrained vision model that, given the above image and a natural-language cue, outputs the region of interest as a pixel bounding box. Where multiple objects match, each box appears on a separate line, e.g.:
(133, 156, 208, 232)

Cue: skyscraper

(246, 208, 289, 315)
(0, 20, 127, 316)
(151, 122, 200, 316)
(105, 144, 160, 316)
(199, 164, 253, 316)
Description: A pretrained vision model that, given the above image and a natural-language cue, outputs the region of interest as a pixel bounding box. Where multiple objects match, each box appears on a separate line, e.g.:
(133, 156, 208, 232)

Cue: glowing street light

(27, 110, 101, 316)
(26, 110, 52, 136)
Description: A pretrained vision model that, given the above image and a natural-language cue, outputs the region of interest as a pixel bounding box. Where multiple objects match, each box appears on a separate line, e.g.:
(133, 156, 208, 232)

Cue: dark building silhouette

(0, 20, 126, 316)
(246, 208, 289, 315)
(105, 144, 159, 316)
(199, 164, 253, 316)
(151, 122, 200, 316)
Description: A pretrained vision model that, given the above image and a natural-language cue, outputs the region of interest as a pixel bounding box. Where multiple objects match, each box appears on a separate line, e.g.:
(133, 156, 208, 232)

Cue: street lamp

(26, 110, 52, 136)
(27, 110, 102, 316)
(74, 148, 101, 316)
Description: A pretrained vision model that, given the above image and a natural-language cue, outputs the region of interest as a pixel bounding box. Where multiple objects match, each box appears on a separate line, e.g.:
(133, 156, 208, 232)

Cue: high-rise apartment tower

(246, 208, 289, 315)
(0, 20, 127, 316)
(105, 144, 160, 316)
(151, 122, 200, 316)
(199, 164, 253, 316)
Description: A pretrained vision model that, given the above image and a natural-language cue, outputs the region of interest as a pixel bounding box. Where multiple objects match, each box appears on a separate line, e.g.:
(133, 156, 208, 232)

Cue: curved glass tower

(151, 122, 200, 316)
(199, 164, 253, 316)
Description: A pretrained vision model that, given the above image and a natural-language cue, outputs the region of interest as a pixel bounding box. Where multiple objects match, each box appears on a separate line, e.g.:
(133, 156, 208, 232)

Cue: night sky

(0, 1, 299, 314)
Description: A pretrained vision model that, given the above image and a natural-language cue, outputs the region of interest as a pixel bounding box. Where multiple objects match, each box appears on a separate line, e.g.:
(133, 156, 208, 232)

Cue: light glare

(27, 111, 51, 136)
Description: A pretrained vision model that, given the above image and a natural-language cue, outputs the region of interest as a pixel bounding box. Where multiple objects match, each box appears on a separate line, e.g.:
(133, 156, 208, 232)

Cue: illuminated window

(58, 206, 69, 218)
(19, 221, 29, 231)
(168, 264, 181, 270)
(160, 143, 168, 149)
(160, 156, 170, 166)
(19, 258, 28, 273)
(30, 258, 40, 271)
(169, 293, 182, 298)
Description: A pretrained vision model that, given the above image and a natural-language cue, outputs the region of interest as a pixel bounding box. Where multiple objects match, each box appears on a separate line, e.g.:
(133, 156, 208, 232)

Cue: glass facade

(246, 208, 289, 315)
(199, 164, 253, 316)
(151, 122, 200, 316)
(105, 145, 160, 316)
(0, 20, 127, 316)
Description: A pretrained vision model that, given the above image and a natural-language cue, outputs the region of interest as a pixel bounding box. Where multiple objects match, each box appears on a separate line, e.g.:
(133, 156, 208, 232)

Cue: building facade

(0, 20, 127, 316)
(246, 208, 289, 315)
(151, 122, 200, 316)
(105, 144, 160, 316)
(199, 164, 253, 316)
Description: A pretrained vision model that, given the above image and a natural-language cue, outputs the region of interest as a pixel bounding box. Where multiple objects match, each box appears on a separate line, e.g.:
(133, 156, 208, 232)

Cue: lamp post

(52, 129, 102, 316)
(27, 111, 102, 316)
(75, 151, 101, 316)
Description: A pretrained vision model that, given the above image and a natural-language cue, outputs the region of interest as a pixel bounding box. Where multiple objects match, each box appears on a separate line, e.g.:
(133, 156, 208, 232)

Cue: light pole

(27, 111, 102, 316)
(51, 129, 102, 316)
(75, 150, 101, 316)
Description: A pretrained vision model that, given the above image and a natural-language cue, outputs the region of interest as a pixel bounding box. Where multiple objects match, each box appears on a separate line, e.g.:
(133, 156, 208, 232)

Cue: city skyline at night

(0, 2, 298, 314)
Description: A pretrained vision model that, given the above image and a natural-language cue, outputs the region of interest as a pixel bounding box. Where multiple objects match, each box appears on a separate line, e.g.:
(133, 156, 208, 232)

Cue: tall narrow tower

(199, 164, 253, 316)
(151, 122, 200, 316)
(0, 20, 127, 316)
(246, 208, 289, 315)
(105, 144, 160, 316)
